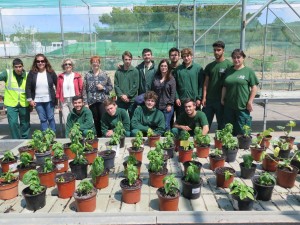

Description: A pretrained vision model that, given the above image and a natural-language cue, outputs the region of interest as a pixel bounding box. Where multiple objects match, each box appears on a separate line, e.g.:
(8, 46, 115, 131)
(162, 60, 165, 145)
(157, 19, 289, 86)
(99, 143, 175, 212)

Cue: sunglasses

(36, 60, 45, 64)
(64, 63, 72, 67)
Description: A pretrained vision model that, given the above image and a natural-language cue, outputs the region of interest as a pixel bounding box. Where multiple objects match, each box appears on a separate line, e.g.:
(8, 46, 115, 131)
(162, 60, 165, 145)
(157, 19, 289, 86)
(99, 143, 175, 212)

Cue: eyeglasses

(36, 60, 45, 64)
(14, 65, 23, 68)
(64, 63, 72, 67)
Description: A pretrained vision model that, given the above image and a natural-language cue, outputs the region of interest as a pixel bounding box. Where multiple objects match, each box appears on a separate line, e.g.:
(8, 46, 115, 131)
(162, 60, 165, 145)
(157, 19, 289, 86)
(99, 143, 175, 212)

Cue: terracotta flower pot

(93, 169, 109, 189)
(0, 178, 19, 200)
(127, 147, 144, 162)
(276, 165, 299, 188)
(262, 154, 279, 172)
(250, 147, 265, 161)
(37, 167, 57, 188)
(149, 168, 168, 188)
(195, 145, 210, 158)
(63, 143, 75, 160)
(56, 173, 76, 199)
(148, 134, 161, 148)
(17, 162, 37, 180)
(214, 138, 223, 149)
(259, 135, 272, 148)
(18, 146, 35, 159)
(86, 138, 99, 150)
(215, 166, 235, 188)
(73, 187, 97, 212)
(279, 136, 295, 150)
(0, 156, 18, 173)
(209, 154, 225, 171)
(120, 178, 142, 204)
(178, 147, 193, 163)
(157, 187, 180, 211)
(84, 148, 98, 165)
(52, 155, 69, 173)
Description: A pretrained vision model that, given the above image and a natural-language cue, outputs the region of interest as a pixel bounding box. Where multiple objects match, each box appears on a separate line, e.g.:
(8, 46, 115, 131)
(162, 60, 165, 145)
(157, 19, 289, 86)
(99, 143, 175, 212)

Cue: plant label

(192, 187, 200, 194)
(180, 140, 190, 149)
(56, 164, 65, 170)
(9, 163, 18, 171)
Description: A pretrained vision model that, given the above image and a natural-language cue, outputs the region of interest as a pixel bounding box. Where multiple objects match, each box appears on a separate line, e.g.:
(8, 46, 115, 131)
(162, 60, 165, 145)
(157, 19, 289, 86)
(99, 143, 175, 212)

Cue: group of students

(0, 40, 258, 139)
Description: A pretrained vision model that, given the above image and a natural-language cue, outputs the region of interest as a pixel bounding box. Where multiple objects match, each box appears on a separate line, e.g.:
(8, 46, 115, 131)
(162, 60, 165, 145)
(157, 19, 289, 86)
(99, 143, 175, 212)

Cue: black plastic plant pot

(231, 190, 257, 211)
(163, 146, 175, 159)
(120, 136, 125, 148)
(183, 161, 202, 175)
(181, 177, 202, 200)
(252, 176, 275, 201)
(22, 186, 46, 211)
(98, 150, 116, 170)
(69, 161, 88, 180)
(291, 160, 300, 174)
(237, 135, 252, 150)
(35, 151, 51, 166)
(222, 147, 238, 163)
(239, 163, 256, 179)
(278, 149, 291, 159)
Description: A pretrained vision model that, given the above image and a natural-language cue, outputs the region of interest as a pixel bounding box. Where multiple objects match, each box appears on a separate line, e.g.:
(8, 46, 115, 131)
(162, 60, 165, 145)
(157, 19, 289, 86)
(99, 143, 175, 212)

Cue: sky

(0, 4, 299, 35)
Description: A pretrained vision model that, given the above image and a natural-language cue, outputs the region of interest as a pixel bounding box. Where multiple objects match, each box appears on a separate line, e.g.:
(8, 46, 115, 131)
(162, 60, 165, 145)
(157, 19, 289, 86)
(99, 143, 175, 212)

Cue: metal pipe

(177, 0, 183, 49)
(195, 0, 241, 44)
(283, 0, 300, 19)
(193, 0, 196, 56)
(58, 0, 65, 57)
(262, 6, 269, 89)
(0, 8, 8, 61)
(240, 0, 246, 50)
(82, 0, 92, 56)
(246, 0, 275, 25)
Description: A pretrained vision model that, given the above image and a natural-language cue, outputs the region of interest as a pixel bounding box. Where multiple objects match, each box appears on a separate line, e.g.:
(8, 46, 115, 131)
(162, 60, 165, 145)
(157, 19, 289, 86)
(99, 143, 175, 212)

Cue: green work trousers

(202, 100, 224, 130)
(223, 106, 251, 136)
(6, 106, 30, 139)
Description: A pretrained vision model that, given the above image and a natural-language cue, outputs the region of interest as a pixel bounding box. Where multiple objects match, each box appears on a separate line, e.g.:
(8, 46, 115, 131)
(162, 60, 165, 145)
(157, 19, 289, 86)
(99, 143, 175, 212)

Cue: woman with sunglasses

(221, 49, 259, 136)
(26, 53, 57, 132)
(83, 55, 113, 137)
(56, 58, 83, 129)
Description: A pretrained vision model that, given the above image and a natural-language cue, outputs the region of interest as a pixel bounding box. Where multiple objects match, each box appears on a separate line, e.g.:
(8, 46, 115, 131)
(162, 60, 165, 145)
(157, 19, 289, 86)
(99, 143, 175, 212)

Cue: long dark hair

(31, 53, 54, 73)
(156, 59, 172, 81)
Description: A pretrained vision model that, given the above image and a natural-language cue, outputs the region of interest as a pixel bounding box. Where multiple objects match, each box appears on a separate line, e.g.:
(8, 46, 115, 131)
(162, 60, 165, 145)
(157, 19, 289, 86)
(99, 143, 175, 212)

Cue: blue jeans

(163, 106, 174, 130)
(35, 102, 56, 132)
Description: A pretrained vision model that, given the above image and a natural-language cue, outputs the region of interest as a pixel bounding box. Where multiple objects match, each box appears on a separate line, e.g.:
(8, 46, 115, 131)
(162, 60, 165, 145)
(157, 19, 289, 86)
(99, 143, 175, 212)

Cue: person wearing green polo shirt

(172, 98, 209, 137)
(101, 98, 130, 137)
(173, 48, 204, 116)
(221, 49, 259, 136)
(0, 58, 30, 139)
(114, 51, 139, 119)
(202, 41, 232, 130)
(131, 91, 165, 137)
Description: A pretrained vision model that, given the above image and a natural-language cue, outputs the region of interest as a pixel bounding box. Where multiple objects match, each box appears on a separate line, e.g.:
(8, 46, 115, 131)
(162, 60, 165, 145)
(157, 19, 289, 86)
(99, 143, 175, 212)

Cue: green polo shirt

(176, 111, 208, 132)
(101, 108, 130, 136)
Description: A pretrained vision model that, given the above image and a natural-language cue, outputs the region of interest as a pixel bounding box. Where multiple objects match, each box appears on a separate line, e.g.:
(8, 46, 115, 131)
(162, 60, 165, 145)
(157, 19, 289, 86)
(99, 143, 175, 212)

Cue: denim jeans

(163, 106, 174, 130)
(35, 101, 56, 132)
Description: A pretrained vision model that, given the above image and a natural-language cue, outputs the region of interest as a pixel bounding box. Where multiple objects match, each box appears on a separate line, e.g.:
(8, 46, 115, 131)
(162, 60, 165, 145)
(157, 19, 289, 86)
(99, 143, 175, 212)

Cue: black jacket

(25, 70, 57, 105)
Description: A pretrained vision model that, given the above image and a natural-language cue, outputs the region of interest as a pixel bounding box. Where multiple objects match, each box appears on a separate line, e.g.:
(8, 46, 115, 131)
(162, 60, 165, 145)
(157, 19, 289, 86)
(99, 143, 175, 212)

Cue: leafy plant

(209, 148, 223, 158)
(147, 150, 164, 173)
(273, 138, 289, 152)
(242, 154, 254, 169)
(229, 180, 254, 200)
(35, 140, 50, 153)
(76, 179, 94, 196)
(84, 142, 94, 152)
(132, 131, 143, 149)
(124, 164, 138, 186)
(224, 170, 233, 180)
(28, 130, 44, 149)
(90, 156, 105, 182)
(126, 155, 138, 165)
(222, 133, 238, 150)
(162, 131, 174, 148)
(257, 172, 275, 186)
(70, 142, 87, 165)
(2, 150, 15, 162)
(251, 128, 274, 148)
(242, 125, 251, 137)
(42, 157, 54, 173)
(194, 126, 202, 136)
(277, 120, 296, 137)
(43, 128, 56, 146)
(108, 132, 120, 145)
(147, 128, 155, 137)
(194, 133, 211, 146)
(185, 163, 200, 184)
(163, 174, 179, 196)
(53, 143, 65, 159)
(85, 129, 95, 141)
(22, 170, 44, 195)
(69, 123, 83, 144)
(114, 121, 125, 137)
(110, 91, 117, 98)
(179, 130, 190, 141)
(0, 170, 17, 183)
(19, 152, 33, 167)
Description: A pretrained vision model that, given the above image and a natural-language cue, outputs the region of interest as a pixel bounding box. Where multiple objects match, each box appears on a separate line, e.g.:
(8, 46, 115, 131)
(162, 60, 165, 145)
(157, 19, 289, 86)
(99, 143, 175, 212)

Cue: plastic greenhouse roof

(1, 0, 300, 8)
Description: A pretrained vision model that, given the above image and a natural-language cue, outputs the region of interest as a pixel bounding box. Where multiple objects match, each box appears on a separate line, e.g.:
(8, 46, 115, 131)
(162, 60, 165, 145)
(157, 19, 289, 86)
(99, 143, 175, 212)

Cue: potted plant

(276, 156, 299, 188)
(17, 152, 36, 180)
(34, 140, 51, 166)
(182, 163, 202, 199)
(182, 153, 202, 175)
(237, 125, 252, 149)
(161, 130, 175, 158)
(18, 144, 35, 159)
(277, 120, 296, 149)
(178, 130, 194, 163)
(156, 174, 180, 211)
(147, 128, 160, 148)
(0, 150, 18, 173)
(43, 128, 56, 154)
(52, 142, 69, 173)
(120, 164, 142, 204)
(209, 148, 225, 171)
(127, 131, 144, 162)
(55, 172, 76, 199)
(147, 149, 168, 188)
(83, 142, 98, 164)
(221, 132, 238, 163)
(73, 179, 97, 212)
(98, 146, 116, 170)
(214, 123, 233, 149)
(215, 166, 235, 188)
(229, 180, 256, 211)
(37, 157, 57, 188)
(106, 132, 120, 157)
(91, 156, 109, 189)
(123, 155, 142, 177)
(252, 172, 276, 201)
(114, 121, 126, 148)
(291, 150, 300, 174)
(30, 130, 44, 151)
(257, 128, 274, 148)
(273, 138, 291, 159)
(64, 123, 83, 159)
(261, 152, 279, 172)
(0, 170, 19, 200)
(69, 142, 88, 180)
(22, 169, 46, 211)
(239, 154, 256, 179)
(84, 129, 98, 149)
(194, 127, 211, 158)
(110, 91, 117, 101)
(250, 136, 266, 162)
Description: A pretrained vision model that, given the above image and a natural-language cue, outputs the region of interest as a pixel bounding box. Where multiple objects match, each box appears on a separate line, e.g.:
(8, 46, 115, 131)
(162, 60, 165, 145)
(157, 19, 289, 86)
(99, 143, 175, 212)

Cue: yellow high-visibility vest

(4, 69, 29, 107)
